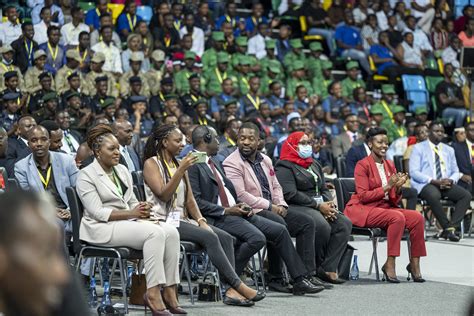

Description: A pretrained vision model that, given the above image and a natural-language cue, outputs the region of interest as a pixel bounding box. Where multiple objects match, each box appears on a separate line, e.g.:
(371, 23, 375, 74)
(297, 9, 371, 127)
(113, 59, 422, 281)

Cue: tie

(434, 146, 442, 179)
(122, 147, 136, 172)
(352, 134, 357, 142)
(64, 133, 76, 153)
(471, 144, 474, 164)
(208, 160, 230, 207)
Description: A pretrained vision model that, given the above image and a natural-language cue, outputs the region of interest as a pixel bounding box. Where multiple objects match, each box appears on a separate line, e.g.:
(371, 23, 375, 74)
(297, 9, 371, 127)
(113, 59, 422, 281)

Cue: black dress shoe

(308, 276, 334, 289)
(267, 279, 293, 293)
(223, 296, 255, 307)
(292, 278, 325, 296)
(441, 229, 460, 242)
(250, 291, 266, 302)
(316, 268, 346, 284)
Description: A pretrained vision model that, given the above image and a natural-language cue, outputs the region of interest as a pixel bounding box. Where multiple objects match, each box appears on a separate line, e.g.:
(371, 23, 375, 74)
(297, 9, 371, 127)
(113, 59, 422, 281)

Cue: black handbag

(197, 272, 220, 302)
(338, 244, 356, 280)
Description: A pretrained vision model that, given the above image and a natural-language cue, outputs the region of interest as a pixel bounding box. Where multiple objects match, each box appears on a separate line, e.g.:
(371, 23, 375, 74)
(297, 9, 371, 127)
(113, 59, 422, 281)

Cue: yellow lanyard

(159, 92, 165, 101)
(77, 47, 87, 64)
(381, 101, 393, 121)
(430, 143, 446, 170)
(163, 158, 181, 208)
(246, 93, 260, 110)
(242, 77, 249, 89)
(164, 34, 171, 47)
(24, 40, 33, 62)
(111, 169, 123, 196)
(225, 15, 235, 27)
(143, 37, 148, 45)
(226, 136, 235, 146)
(96, 8, 101, 17)
(48, 42, 59, 64)
(126, 13, 136, 31)
(163, 158, 176, 177)
(38, 165, 52, 188)
(173, 20, 181, 31)
(198, 117, 208, 125)
(190, 94, 198, 102)
(397, 126, 405, 137)
(252, 16, 261, 26)
(215, 68, 227, 83)
(0, 63, 13, 72)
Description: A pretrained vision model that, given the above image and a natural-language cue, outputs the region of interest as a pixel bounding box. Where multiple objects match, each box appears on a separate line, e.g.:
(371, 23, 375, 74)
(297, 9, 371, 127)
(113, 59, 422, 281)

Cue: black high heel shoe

(406, 264, 426, 283)
(381, 265, 400, 283)
(143, 293, 172, 316)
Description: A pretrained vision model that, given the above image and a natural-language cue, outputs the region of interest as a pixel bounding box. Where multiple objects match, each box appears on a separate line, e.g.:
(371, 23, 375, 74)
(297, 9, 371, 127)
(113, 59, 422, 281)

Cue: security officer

(24, 50, 53, 94)
(203, 51, 237, 97)
(174, 50, 196, 95)
(260, 39, 284, 81)
(0, 92, 21, 135)
(145, 49, 165, 96)
(0, 71, 24, 111)
(32, 92, 59, 123)
(283, 38, 306, 70)
(260, 60, 282, 96)
(286, 60, 313, 99)
(373, 84, 398, 125)
(231, 36, 248, 69)
(236, 56, 254, 96)
(89, 75, 112, 114)
(306, 41, 324, 79)
(83, 52, 118, 98)
(60, 72, 90, 110)
(119, 52, 150, 98)
(28, 72, 55, 113)
(0, 45, 24, 91)
(201, 31, 227, 72)
(55, 50, 84, 95)
(341, 61, 366, 101)
(381, 105, 407, 143)
(312, 60, 334, 100)
(181, 73, 206, 117)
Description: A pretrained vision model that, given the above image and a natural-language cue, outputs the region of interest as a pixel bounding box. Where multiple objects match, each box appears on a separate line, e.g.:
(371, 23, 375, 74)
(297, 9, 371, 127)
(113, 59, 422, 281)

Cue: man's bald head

(27, 125, 49, 141)
(112, 119, 134, 146)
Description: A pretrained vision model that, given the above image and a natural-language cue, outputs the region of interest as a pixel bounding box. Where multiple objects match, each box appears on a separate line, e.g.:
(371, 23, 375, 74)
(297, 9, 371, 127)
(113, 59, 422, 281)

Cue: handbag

(338, 244, 356, 280)
(197, 272, 220, 302)
(129, 262, 147, 306)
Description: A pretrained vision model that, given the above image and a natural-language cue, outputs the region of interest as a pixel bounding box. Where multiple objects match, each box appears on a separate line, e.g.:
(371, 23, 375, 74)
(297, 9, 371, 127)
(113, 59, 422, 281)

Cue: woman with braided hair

(76, 124, 183, 316)
(143, 124, 265, 307)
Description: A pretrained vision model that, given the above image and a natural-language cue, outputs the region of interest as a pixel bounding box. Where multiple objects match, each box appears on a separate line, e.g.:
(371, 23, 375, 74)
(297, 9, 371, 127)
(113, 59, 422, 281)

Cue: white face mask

(298, 144, 312, 159)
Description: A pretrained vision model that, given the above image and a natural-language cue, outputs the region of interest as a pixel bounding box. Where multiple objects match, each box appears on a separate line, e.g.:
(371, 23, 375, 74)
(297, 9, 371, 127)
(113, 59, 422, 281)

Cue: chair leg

(406, 235, 412, 260)
(76, 248, 85, 272)
(369, 237, 380, 281)
(460, 219, 465, 240)
(109, 259, 117, 286)
(181, 248, 194, 305)
(258, 250, 266, 292)
(251, 256, 260, 291)
(469, 213, 473, 237)
(117, 256, 128, 314)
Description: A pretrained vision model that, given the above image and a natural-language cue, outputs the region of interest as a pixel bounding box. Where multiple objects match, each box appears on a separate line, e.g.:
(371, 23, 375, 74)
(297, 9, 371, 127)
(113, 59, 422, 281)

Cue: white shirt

(346, 131, 358, 143)
(248, 33, 269, 59)
(60, 22, 89, 46)
(92, 41, 123, 73)
(401, 41, 423, 66)
(27, 0, 43, 8)
(441, 46, 460, 69)
(407, 27, 433, 51)
(90, 29, 122, 51)
(376, 11, 389, 31)
(204, 155, 236, 210)
(353, 8, 374, 25)
(411, 0, 431, 18)
(179, 26, 205, 57)
(61, 130, 80, 156)
(364, 143, 371, 156)
(0, 21, 22, 45)
(31, 4, 64, 25)
(375, 162, 389, 200)
(120, 145, 136, 172)
(34, 21, 58, 45)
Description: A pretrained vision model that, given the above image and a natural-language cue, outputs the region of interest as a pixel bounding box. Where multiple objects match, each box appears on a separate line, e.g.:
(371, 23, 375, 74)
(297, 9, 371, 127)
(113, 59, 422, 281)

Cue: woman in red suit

(344, 127, 426, 283)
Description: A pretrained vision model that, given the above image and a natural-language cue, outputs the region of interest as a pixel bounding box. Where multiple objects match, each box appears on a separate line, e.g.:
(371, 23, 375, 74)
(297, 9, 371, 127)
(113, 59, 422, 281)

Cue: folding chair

(335, 156, 347, 178)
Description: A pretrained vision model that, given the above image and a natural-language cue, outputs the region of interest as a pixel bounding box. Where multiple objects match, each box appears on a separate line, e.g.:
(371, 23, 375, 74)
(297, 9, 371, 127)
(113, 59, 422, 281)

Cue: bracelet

(197, 217, 207, 224)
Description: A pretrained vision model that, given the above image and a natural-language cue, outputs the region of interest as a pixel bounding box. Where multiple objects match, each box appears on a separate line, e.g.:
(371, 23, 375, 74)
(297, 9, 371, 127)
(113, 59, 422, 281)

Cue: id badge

(313, 196, 324, 205)
(166, 211, 181, 227)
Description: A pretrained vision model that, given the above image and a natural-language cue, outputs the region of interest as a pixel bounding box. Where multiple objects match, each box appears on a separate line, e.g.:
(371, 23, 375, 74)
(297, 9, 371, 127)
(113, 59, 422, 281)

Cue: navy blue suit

(5, 137, 32, 178)
(451, 141, 473, 193)
(345, 144, 368, 177)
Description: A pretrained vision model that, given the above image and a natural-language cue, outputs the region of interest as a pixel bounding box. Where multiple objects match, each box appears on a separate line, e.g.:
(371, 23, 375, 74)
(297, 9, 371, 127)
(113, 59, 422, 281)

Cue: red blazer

(344, 154, 402, 227)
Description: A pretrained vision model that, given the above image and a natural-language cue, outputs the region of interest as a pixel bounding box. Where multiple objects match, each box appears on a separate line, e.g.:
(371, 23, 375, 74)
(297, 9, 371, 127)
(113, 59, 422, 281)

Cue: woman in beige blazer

(76, 124, 184, 316)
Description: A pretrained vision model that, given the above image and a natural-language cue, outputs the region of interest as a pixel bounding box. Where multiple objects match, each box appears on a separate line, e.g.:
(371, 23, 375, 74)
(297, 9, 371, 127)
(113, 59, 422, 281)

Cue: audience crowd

(0, 0, 473, 314)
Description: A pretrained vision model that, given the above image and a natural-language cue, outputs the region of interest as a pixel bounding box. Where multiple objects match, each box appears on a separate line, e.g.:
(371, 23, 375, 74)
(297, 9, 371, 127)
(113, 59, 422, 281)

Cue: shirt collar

(34, 152, 52, 168)
(240, 151, 263, 165)
(466, 138, 473, 148)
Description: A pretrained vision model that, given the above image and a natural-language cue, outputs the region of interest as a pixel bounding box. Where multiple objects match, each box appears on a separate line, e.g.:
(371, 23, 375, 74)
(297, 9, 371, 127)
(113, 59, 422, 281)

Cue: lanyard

(0, 63, 13, 72)
(126, 13, 136, 31)
(246, 93, 260, 110)
(198, 117, 207, 125)
(111, 169, 123, 196)
(164, 34, 171, 47)
(96, 8, 101, 17)
(24, 40, 33, 63)
(306, 167, 320, 196)
(381, 101, 393, 121)
(77, 47, 87, 64)
(252, 16, 261, 26)
(143, 37, 148, 45)
(48, 42, 59, 64)
(163, 158, 181, 208)
(242, 77, 249, 89)
(159, 92, 165, 101)
(173, 19, 181, 31)
(397, 126, 405, 137)
(190, 94, 198, 102)
(38, 165, 52, 188)
(64, 133, 76, 152)
(215, 68, 227, 83)
(225, 136, 235, 146)
(225, 15, 235, 27)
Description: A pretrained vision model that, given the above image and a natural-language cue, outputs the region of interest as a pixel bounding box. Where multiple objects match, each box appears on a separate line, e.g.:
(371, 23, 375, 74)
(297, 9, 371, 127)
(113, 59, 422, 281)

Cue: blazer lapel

(28, 156, 44, 192)
(201, 161, 217, 183)
(93, 160, 124, 200)
(367, 155, 383, 188)
(294, 164, 317, 186)
(242, 157, 262, 196)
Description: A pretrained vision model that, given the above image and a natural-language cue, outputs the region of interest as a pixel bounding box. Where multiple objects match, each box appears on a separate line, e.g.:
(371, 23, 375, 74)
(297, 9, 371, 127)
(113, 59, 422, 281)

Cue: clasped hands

(430, 178, 454, 189)
(131, 202, 154, 219)
(387, 172, 409, 190)
(318, 201, 338, 222)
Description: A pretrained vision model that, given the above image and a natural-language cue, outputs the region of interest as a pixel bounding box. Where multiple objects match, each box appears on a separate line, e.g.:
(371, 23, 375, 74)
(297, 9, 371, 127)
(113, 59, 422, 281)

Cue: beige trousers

(100, 220, 180, 288)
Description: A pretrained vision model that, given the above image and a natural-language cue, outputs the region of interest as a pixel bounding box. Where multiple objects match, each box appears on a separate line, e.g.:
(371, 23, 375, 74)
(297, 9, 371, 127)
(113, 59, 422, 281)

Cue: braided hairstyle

(86, 123, 115, 156)
(144, 124, 187, 212)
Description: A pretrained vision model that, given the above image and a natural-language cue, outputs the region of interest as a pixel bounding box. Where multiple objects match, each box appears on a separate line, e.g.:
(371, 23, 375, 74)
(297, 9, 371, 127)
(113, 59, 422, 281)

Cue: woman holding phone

(275, 131, 353, 285)
(143, 124, 264, 307)
(76, 124, 182, 316)
(344, 127, 427, 283)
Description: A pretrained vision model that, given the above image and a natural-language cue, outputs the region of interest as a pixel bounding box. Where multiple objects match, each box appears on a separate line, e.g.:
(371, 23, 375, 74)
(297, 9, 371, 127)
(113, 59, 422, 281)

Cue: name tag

(166, 211, 181, 227)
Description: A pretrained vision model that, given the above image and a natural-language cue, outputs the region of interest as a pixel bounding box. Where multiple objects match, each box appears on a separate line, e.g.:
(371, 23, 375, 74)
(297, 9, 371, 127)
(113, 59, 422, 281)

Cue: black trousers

(402, 187, 418, 210)
(212, 212, 308, 280)
(419, 184, 472, 229)
(178, 221, 241, 290)
(258, 207, 314, 279)
(290, 206, 352, 273)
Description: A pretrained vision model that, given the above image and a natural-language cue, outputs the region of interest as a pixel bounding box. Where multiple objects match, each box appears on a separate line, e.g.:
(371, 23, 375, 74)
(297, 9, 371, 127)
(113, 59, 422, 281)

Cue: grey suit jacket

(331, 133, 363, 158)
(76, 159, 140, 244)
(15, 151, 78, 208)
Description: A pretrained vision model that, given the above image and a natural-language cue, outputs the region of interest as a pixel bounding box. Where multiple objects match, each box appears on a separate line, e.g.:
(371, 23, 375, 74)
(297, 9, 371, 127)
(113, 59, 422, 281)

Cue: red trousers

(365, 208, 427, 258)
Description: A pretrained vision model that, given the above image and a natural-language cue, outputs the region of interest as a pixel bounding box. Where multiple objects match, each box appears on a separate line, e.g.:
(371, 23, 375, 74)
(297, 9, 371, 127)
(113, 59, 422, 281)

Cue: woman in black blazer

(275, 132, 352, 284)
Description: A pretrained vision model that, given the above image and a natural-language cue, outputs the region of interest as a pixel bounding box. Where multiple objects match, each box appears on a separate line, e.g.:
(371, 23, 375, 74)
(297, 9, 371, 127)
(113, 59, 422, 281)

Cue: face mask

(298, 144, 312, 159)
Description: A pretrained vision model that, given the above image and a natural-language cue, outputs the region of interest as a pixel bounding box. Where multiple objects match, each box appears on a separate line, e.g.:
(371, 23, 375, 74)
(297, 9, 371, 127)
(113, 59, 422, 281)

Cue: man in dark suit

(112, 119, 141, 171)
(5, 115, 37, 177)
(11, 22, 39, 74)
(452, 122, 474, 193)
(188, 125, 325, 295)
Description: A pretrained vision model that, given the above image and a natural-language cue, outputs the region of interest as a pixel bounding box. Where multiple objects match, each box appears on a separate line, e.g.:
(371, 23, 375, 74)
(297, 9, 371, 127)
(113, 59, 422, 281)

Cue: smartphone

(191, 152, 207, 164)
